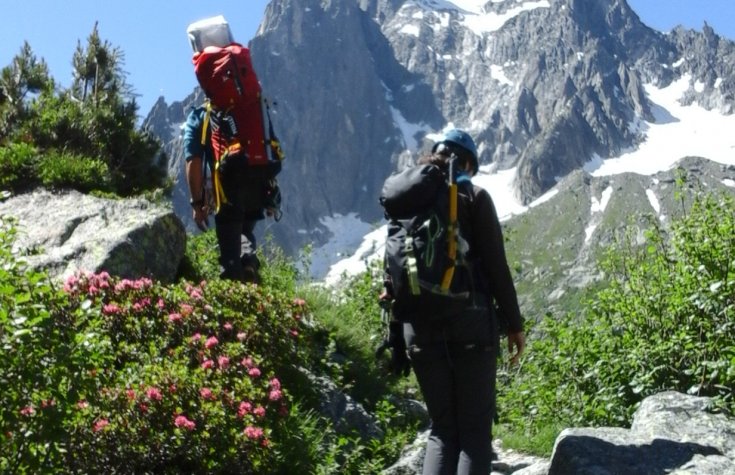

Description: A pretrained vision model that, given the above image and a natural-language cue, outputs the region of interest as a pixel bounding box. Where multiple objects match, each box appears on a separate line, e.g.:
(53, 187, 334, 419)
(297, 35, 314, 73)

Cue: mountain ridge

(143, 0, 735, 259)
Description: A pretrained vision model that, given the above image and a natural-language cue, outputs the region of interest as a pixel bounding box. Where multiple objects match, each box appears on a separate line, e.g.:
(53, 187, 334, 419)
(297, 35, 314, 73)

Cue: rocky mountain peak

(144, 0, 735, 254)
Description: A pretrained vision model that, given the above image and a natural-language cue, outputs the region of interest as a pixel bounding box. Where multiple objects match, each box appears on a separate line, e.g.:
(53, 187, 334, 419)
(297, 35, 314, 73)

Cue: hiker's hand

(375, 321, 410, 377)
(389, 344, 410, 377)
(507, 331, 525, 366)
(192, 205, 209, 231)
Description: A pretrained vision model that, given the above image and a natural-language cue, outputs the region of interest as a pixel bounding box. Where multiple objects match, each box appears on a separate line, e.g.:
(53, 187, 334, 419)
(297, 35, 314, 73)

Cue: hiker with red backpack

(183, 16, 284, 284)
(378, 129, 525, 474)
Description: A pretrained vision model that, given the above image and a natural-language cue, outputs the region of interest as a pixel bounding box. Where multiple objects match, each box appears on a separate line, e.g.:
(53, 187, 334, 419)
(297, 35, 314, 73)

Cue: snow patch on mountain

(586, 75, 735, 177)
(405, 0, 550, 36)
(313, 74, 735, 283)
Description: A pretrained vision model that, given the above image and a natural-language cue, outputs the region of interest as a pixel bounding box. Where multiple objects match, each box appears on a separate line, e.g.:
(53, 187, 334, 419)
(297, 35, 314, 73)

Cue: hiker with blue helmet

(381, 128, 525, 474)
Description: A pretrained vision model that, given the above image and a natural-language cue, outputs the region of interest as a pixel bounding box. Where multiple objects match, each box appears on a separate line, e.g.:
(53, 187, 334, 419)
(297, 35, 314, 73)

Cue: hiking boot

(242, 265, 260, 285)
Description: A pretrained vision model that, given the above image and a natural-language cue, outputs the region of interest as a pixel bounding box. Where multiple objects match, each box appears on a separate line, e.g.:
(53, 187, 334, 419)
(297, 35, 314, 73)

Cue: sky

(1, 0, 734, 119)
(0, 0, 271, 118)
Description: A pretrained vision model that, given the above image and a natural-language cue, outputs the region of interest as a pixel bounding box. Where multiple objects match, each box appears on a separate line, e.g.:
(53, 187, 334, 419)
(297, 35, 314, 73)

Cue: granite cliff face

(144, 0, 735, 254)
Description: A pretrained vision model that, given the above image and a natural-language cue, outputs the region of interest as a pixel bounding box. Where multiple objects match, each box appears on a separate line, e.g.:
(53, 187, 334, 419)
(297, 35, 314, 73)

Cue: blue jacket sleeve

(183, 108, 205, 162)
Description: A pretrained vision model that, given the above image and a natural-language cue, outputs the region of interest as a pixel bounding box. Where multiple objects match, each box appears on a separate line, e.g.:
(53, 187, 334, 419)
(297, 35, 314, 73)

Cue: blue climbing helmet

(431, 128, 479, 175)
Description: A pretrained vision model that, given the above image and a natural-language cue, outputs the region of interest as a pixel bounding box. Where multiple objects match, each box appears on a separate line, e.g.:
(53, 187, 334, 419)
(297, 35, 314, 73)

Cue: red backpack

(193, 43, 283, 167)
(192, 42, 284, 213)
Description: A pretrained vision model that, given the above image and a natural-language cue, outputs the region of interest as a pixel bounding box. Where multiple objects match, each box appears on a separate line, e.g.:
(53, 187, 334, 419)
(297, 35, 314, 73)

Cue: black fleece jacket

(466, 185, 524, 334)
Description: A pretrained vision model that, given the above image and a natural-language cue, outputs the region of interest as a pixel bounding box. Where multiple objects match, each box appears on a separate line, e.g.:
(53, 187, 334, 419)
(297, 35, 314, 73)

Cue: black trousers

(214, 160, 267, 282)
(214, 214, 259, 282)
(399, 275, 500, 474)
(408, 338, 497, 475)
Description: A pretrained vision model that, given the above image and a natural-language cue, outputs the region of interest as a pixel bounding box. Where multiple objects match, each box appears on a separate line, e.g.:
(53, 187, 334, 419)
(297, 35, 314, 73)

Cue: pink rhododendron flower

(134, 278, 153, 290)
(190, 333, 202, 344)
(168, 313, 182, 323)
(63, 274, 80, 293)
(157, 298, 165, 309)
(223, 322, 233, 331)
(93, 419, 109, 432)
(180, 304, 194, 316)
(146, 387, 163, 402)
(138, 403, 149, 413)
(269, 378, 281, 390)
(205, 336, 218, 349)
(174, 415, 196, 431)
(204, 304, 213, 312)
(269, 390, 283, 402)
(126, 389, 136, 401)
(88, 285, 99, 296)
(218, 356, 230, 369)
(199, 387, 215, 400)
(114, 279, 133, 292)
(243, 426, 264, 440)
(77, 400, 89, 410)
(131, 298, 151, 312)
(190, 289, 203, 300)
(19, 406, 34, 416)
(290, 329, 299, 337)
(201, 359, 215, 370)
(169, 384, 177, 393)
(248, 367, 261, 378)
(102, 303, 122, 315)
(293, 298, 306, 306)
(253, 406, 266, 418)
(40, 399, 56, 409)
(237, 332, 247, 341)
(237, 401, 252, 418)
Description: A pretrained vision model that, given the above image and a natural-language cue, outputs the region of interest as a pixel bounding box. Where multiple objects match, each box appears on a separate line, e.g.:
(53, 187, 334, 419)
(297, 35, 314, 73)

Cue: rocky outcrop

(297, 366, 387, 440)
(384, 392, 735, 474)
(0, 189, 186, 283)
(543, 391, 735, 475)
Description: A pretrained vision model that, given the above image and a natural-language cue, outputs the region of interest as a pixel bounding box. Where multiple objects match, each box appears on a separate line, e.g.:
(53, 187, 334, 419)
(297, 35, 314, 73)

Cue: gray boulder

(382, 392, 734, 474)
(548, 391, 735, 475)
(0, 189, 186, 283)
(297, 366, 385, 440)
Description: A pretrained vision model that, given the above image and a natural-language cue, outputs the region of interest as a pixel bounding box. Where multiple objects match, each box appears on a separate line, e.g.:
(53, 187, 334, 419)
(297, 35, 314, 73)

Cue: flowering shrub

(0, 217, 311, 473)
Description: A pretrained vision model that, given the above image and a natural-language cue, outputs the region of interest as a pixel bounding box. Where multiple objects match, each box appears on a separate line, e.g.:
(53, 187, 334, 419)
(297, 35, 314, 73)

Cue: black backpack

(380, 162, 476, 322)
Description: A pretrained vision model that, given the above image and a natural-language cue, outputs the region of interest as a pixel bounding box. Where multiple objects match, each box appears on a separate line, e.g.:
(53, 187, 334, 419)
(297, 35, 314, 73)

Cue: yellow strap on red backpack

(201, 102, 228, 214)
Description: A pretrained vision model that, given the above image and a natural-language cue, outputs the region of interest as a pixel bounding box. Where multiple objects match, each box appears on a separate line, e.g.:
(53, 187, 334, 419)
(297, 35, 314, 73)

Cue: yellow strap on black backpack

(440, 159, 459, 292)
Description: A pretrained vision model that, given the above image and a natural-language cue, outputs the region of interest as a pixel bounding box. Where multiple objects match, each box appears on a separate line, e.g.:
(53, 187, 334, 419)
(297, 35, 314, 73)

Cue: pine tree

(0, 42, 53, 140)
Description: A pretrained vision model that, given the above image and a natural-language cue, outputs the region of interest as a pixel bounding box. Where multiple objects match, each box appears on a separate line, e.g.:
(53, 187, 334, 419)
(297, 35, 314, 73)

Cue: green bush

(0, 217, 314, 472)
(0, 217, 420, 473)
(3, 36, 165, 197)
(0, 142, 39, 191)
(37, 150, 110, 193)
(497, 187, 735, 452)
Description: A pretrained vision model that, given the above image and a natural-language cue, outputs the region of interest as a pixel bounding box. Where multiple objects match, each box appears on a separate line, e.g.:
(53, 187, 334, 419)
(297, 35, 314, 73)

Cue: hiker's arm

(472, 188, 524, 335)
(185, 156, 208, 230)
(186, 156, 205, 203)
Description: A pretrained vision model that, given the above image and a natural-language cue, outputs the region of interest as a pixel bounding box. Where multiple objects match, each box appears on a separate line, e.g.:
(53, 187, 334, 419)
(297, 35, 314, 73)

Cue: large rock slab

(548, 391, 735, 475)
(0, 189, 186, 283)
